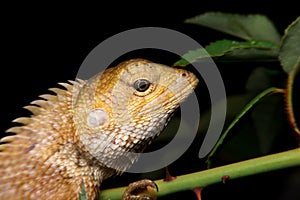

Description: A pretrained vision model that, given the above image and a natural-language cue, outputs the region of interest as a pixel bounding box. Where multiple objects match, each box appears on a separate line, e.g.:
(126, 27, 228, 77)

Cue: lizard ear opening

(86, 108, 108, 128)
(133, 79, 155, 97)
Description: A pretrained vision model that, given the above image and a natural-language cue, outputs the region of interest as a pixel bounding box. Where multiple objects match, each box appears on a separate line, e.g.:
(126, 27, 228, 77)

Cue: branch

(99, 148, 300, 199)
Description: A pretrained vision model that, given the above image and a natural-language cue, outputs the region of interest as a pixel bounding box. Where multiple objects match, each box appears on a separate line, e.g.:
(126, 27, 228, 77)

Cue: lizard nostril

(181, 72, 187, 77)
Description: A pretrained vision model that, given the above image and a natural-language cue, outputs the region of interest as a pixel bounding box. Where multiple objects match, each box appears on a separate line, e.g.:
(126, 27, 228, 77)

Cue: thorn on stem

(163, 166, 176, 182)
(221, 175, 230, 184)
(193, 187, 203, 200)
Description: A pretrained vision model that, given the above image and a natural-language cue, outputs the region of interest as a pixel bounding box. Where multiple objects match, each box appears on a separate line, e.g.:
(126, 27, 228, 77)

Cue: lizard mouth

(188, 75, 199, 90)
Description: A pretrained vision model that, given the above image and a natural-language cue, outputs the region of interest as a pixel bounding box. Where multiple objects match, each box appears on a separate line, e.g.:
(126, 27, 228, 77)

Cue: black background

(1, 1, 299, 199)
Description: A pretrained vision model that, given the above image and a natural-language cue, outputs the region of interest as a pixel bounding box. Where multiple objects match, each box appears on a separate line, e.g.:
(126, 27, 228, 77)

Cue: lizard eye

(133, 79, 151, 92)
(133, 79, 154, 96)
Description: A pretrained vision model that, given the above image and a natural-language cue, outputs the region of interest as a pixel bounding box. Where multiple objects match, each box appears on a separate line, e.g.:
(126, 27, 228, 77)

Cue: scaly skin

(0, 59, 198, 200)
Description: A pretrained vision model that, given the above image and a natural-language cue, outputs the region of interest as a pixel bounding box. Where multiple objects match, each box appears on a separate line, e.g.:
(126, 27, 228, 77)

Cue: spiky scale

(12, 117, 33, 125)
(0, 135, 28, 143)
(23, 105, 42, 115)
(5, 127, 23, 134)
(72, 78, 86, 85)
(30, 100, 52, 108)
(48, 87, 68, 95)
(39, 94, 57, 101)
(58, 82, 73, 90)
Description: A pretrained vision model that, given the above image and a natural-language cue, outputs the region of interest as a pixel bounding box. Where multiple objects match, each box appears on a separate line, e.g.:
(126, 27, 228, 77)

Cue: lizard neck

(34, 83, 116, 195)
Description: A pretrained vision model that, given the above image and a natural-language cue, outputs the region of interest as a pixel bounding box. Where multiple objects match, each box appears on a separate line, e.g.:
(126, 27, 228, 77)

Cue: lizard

(0, 58, 199, 200)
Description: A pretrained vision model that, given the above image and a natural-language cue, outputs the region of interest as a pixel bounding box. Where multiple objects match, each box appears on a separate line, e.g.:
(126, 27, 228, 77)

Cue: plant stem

(99, 148, 300, 199)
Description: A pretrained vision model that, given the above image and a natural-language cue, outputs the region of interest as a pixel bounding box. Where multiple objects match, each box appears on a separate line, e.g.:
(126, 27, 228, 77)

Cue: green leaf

(79, 181, 87, 200)
(279, 17, 300, 74)
(206, 87, 285, 167)
(185, 12, 281, 43)
(174, 48, 208, 66)
(174, 39, 279, 66)
(279, 17, 300, 142)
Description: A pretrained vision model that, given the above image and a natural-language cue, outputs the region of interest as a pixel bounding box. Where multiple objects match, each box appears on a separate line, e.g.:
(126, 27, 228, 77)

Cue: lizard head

(73, 59, 198, 172)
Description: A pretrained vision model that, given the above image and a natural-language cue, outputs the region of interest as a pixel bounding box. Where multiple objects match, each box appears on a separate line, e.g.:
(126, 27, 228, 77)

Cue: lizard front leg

(122, 179, 158, 200)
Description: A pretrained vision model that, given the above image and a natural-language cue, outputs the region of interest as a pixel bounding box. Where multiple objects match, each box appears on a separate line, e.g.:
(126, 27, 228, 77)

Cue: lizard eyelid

(133, 79, 151, 92)
(133, 78, 155, 97)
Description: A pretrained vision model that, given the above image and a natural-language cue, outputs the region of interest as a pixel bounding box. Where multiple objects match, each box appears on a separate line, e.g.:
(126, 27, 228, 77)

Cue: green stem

(99, 148, 300, 199)
(206, 87, 285, 167)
